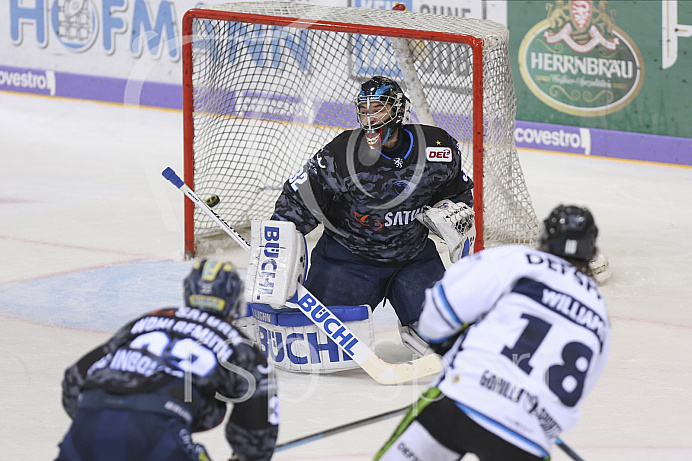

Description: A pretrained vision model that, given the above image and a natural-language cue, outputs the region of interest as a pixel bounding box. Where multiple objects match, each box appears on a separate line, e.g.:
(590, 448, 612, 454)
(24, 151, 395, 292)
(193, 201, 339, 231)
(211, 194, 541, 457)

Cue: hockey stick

(275, 405, 408, 452)
(556, 438, 586, 461)
(274, 402, 584, 460)
(162, 167, 442, 385)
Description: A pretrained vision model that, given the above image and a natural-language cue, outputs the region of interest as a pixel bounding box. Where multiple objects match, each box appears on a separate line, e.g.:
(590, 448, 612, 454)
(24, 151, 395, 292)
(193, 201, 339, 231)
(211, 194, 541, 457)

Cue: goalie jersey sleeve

(272, 125, 473, 264)
(61, 306, 279, 461)
(418, 245, 610, 457)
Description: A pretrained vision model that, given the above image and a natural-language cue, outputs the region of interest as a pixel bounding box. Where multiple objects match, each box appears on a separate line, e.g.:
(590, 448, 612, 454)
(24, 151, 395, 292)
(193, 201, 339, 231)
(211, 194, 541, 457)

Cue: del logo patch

(426, 147, 452, 162)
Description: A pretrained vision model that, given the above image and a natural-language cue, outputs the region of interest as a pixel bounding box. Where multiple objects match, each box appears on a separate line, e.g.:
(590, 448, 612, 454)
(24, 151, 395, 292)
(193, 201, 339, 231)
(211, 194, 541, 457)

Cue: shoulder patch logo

(426, 147, 452, 162)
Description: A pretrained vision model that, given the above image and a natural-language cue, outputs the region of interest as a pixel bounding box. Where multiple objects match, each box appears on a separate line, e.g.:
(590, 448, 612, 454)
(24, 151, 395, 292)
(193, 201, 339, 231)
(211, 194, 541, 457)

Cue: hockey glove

(416, 200, 475, 263)
(429, 323, 471, 355)
(246, 220, 307, 308)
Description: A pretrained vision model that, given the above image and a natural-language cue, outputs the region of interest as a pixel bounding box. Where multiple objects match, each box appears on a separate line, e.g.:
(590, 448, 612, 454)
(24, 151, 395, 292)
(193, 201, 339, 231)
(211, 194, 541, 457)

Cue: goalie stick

(162, 167, 442, 385)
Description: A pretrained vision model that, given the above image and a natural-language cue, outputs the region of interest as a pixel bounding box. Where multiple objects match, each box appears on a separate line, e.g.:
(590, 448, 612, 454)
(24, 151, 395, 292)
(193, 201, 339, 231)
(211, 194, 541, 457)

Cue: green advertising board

(509, 0, 692, 139)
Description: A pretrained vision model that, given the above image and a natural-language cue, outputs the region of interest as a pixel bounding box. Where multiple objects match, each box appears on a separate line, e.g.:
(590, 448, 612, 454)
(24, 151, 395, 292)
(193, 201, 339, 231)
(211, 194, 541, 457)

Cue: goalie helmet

(355, 76, 411, 148)
(183, 260, 244, 319)
(538, 205, 598, 262)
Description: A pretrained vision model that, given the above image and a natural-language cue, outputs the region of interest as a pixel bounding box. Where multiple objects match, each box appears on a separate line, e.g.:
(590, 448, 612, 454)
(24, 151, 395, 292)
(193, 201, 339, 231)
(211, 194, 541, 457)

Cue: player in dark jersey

(55, 260, 279, 461)
(272, 76, 474, 339)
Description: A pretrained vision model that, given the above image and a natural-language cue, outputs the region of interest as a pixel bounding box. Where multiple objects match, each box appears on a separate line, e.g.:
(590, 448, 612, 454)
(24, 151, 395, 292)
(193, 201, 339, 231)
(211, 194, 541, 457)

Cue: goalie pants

(376, 389, 547, 461)
(305, 233, 445, 326)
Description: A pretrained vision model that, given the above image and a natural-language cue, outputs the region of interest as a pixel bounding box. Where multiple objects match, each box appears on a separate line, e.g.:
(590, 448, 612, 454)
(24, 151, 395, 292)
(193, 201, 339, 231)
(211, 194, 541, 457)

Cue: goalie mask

(355, 76, 411, 149)
(183, 260, 244, 319)
(539, 205, 598, 262)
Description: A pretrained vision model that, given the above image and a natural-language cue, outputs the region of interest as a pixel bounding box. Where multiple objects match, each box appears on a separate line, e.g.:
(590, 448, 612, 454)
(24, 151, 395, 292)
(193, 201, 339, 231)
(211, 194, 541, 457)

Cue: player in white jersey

(375, 205, 610, 460)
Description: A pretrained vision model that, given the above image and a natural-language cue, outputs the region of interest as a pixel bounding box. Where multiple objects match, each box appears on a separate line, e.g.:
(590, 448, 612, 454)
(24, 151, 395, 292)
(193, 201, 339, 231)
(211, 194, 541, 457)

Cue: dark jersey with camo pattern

(273, 125, 474, 264)
(61, 306, 278, 461)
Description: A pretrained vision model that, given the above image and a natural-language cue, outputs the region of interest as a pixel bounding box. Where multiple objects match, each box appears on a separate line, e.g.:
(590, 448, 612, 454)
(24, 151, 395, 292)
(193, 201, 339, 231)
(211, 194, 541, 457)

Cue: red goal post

(182, 2, 539, 259)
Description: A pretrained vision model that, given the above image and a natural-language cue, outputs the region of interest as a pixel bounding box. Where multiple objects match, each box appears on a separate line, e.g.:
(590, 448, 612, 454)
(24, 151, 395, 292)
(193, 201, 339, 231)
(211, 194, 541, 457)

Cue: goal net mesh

(184, 2, 539, 258)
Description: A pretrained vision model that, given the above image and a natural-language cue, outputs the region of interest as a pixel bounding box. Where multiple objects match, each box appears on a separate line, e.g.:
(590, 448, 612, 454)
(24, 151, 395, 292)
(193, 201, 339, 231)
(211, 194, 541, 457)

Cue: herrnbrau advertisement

(509, 0, 691, 165)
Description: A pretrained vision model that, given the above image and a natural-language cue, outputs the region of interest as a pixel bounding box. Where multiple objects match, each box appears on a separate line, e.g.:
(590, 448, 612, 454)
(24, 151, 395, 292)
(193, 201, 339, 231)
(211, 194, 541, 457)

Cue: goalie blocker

(246, 220, 375, 373)
(245, 220, 307, 307)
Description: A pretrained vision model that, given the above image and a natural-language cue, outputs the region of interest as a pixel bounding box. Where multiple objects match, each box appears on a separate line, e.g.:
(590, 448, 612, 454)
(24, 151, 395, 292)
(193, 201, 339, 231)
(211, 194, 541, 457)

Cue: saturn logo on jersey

(355, 207, 425, 228)
(426, 147, 452, 162)
(354, 212, 383, 229)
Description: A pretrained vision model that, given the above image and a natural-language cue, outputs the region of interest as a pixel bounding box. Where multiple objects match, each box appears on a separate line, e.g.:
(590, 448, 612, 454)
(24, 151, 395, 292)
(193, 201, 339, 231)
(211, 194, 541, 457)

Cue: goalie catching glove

(416, 199, 476, 263)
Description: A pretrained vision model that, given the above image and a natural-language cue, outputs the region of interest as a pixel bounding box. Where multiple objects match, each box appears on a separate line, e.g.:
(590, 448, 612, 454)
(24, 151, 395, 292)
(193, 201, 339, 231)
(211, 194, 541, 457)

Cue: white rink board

(2, 0, 506, 87)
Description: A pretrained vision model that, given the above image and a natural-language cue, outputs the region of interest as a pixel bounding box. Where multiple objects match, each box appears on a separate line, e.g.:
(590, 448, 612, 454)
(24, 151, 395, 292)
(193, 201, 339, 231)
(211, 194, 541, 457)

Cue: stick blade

(361, 353, 442, 385)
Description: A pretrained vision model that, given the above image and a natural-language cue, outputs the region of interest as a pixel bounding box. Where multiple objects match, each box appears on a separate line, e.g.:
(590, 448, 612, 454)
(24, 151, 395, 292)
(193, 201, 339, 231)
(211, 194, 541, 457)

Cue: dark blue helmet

(183, 260, 244, 319)
(538, 205, 598, 262)
(354, 76, 411, 148)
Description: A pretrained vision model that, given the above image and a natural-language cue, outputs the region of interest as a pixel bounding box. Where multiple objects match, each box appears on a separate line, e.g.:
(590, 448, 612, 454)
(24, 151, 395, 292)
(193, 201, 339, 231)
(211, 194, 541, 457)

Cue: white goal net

(182, 2, 539, 258)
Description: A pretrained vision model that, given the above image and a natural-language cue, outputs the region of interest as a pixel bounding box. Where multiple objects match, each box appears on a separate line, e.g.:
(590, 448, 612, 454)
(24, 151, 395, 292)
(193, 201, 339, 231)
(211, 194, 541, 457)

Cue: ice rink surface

(1, 91, 691, 460)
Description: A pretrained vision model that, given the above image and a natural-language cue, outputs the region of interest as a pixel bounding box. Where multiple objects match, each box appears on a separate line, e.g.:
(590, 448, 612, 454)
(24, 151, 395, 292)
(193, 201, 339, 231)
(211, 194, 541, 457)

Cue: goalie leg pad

(398, 321, 433, 357)
(250, 303, 375, 373)
(245, 220, 307, 308)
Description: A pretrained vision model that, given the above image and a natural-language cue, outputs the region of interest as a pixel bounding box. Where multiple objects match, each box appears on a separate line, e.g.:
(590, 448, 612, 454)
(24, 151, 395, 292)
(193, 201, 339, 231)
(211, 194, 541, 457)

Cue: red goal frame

(182, 8, 487, 258)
